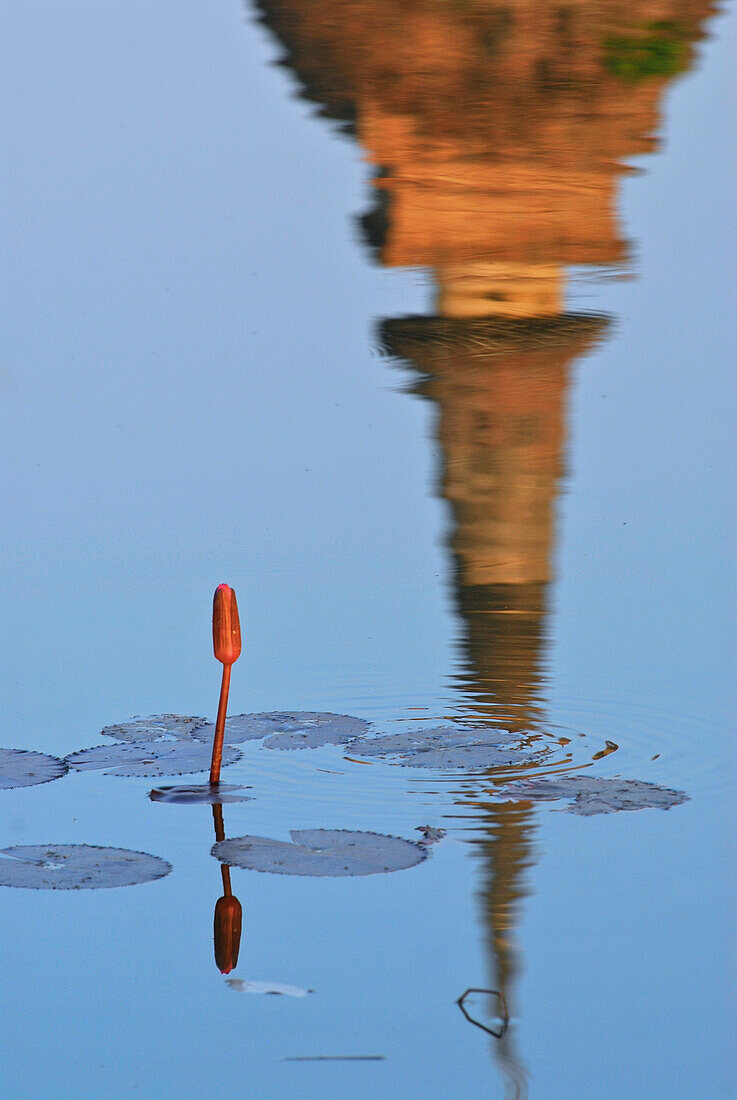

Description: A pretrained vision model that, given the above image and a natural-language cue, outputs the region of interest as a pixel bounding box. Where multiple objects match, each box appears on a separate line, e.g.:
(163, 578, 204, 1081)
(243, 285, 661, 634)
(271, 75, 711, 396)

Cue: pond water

(2, 2, 735, 1097)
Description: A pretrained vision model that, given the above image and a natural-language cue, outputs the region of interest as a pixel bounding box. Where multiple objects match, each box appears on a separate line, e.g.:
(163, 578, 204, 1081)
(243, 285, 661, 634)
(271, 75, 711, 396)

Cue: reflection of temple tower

(252, 2, 714, 1093)
(254, 0, 713, 722)
(381, 313, 608, 728)
(381, 314, 607, 1098)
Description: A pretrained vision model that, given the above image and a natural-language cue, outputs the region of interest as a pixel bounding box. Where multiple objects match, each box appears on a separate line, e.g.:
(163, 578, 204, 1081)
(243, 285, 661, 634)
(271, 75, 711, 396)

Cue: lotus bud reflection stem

(212, 803, 242, 973)
(209, 584, 241, 785)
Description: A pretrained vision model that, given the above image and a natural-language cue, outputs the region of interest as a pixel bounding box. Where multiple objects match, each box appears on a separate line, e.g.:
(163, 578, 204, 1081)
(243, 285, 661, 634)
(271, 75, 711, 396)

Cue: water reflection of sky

(1, 2, 735, 1097)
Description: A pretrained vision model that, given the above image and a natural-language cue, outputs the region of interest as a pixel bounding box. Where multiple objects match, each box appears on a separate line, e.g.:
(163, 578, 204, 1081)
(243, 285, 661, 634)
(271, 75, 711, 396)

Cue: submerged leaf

(0, 844, 171, 890)
(100, 715, 208, 743)
(225, 979, 313, 997)
(212, 828, 428, 877)
(347, 726, 544, 770)
(501, 775, 689, 815)
(149, 784, 252, 805)
(66, 741, 241, 778)
(193, 711, 370, 749)
(0, 748, 68, 790)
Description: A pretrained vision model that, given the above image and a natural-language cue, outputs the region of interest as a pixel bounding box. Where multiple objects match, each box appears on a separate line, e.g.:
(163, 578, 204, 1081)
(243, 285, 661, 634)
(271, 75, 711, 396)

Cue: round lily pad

(65, 741, 241, 778)
(0, 747, 68, 790)
(347, 726, 543, 770)
(500, 775, 689, 815)
(212, 828, 427, 877)
(100, 714, 209, 743)
(0, 844, 172, 889)
(148, 784, 252, 805)
(192, 712, 370, 749)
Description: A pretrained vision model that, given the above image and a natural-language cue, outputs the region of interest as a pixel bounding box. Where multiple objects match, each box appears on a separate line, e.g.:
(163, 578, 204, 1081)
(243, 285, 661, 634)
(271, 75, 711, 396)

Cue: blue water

(1, 3, 735, 1097)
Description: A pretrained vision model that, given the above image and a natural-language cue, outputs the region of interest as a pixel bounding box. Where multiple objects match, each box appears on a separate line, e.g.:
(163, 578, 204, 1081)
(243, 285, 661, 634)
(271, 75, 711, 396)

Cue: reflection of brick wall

(257, 0, 713, 268)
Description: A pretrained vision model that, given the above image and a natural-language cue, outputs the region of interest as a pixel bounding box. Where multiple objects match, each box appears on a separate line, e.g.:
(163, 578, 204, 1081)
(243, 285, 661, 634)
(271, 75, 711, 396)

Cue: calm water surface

(2, 2, 735, 1097)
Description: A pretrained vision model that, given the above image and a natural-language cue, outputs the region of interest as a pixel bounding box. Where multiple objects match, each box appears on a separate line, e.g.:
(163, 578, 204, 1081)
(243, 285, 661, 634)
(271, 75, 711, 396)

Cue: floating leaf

(101, 715, 208, 743)
(501, 775, 689, 815)
(193, 711, 369, 749)
(0, 844, 171, 890)
(66, 741, 241, 778)
(149, 784, 252, 805)
(263, 713, 370, 750)
(415, 825, 447, 846)
(212, 829, 428, 877)
(191, 714, 285, 745)
(0, 747, 68, 790)
(347, 726, 544, 770)
(225, 979, 313, 997)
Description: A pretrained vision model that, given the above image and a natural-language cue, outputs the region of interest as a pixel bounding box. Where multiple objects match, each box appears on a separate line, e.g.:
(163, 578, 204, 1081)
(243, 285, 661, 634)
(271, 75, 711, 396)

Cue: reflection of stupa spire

(381, 314, 608, 728)
(471, 800, 537, 1099)
(381, 316, 606, 1098)
(252, 1, 714, 1091)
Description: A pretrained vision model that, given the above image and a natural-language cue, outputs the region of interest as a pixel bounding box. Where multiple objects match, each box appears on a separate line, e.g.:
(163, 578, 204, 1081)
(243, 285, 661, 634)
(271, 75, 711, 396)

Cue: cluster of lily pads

(0, 710, 688, 890)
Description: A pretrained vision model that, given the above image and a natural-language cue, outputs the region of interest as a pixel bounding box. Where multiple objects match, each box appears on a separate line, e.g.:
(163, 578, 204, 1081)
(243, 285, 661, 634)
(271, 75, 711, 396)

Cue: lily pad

(65, 741, 241, 778)
(415, 825, 447, 846)
(346, 726, 544, 770)
(0, 747, 68, 790)
(501, 775, 689, 815)
(100, 714, 209, 742)
(263, 713, 370, 750)
(0, 844, 172, 890)
(225, 980, 313, 997)
(212, 828, 428, 877)
(193, 711, 370, 749)
(149, 784, 252, 805)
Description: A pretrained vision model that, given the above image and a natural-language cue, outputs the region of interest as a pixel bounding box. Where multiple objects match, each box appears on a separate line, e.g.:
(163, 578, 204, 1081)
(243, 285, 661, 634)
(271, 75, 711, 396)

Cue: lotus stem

(209, 663, 231, 786)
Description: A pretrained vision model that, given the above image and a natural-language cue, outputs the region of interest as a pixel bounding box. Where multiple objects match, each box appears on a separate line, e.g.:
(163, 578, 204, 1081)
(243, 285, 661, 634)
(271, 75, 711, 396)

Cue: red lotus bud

(214, 894, 242, 974)
(213, 584, 241, 666)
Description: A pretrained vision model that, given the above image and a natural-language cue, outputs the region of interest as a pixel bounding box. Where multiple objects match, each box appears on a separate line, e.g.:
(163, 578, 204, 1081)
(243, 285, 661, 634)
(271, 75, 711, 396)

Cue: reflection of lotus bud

(213, 584, 241, 666)
(214, 895, 242, 974)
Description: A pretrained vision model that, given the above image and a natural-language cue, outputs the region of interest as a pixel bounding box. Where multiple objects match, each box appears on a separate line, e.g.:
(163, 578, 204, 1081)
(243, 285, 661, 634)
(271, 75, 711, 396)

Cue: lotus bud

(213, 584, 241, 666)
(214, 894, 242, 974)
